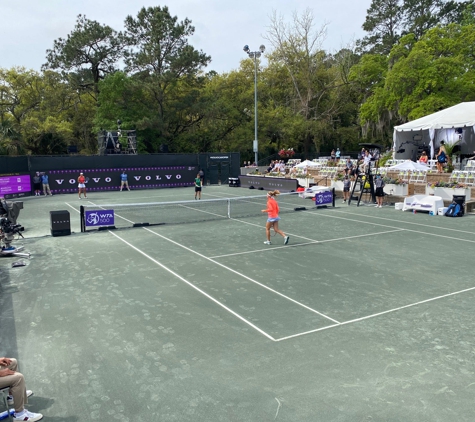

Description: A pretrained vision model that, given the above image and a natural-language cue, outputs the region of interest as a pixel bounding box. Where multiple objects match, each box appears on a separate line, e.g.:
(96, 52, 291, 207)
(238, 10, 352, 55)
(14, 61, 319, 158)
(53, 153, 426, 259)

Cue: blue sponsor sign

(314, 190, 333, 206)
(85, 209, 115, 227)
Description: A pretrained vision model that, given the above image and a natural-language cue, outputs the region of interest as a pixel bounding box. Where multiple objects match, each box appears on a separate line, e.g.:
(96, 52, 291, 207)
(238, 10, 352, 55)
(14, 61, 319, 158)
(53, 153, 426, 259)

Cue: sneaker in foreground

(379, 205, 382, 208)
(8, 390, 33, 406)
(263, 240, 271, 245)
(284, 236, 290, 245)
(14, 409, 43, 421)
(342, 200, 346, 203)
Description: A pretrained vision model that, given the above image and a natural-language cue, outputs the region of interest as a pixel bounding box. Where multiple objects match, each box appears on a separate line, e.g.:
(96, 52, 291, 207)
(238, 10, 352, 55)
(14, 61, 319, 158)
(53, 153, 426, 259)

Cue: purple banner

(85, 209, 115, 227)
(314, 190, 333, 206)
(0, 174, 31, 198)
(48, 166, 197, 194)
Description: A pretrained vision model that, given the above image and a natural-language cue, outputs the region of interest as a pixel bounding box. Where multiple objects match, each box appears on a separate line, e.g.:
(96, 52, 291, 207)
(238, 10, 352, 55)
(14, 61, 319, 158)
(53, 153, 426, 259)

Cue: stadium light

(243, 44, 265, 166)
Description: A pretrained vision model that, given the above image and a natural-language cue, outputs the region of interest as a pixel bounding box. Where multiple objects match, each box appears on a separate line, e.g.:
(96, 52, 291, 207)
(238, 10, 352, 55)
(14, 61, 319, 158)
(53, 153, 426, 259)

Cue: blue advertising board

(314, 190, 333, 206)
(85, 209, 115, 227)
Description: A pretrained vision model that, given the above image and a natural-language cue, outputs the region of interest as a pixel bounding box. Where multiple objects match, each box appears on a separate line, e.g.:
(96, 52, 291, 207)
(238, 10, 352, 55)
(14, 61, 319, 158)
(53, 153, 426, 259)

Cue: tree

(401, 0, 444, 40)
(122, 6, 211, 152)
(356, 24, 475, 140)
(360, 0, 403, 54)
(0, 68, 77, 154)
(43, 14, 125, 95)
(265, 9, 345, 154)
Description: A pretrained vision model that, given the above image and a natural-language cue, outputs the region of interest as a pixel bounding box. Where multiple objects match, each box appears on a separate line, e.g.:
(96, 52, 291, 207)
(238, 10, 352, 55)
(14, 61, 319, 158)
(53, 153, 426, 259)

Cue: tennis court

(1, 185, 475, 421)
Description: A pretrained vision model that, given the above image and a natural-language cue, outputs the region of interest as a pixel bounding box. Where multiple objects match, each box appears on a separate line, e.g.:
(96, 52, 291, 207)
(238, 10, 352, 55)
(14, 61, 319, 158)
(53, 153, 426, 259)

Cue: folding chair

(0, 387, 12, 420)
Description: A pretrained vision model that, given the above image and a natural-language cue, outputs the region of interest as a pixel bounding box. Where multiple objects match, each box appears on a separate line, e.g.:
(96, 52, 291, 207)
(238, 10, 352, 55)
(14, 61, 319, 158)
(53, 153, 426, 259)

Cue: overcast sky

(1, 0, 370, 74)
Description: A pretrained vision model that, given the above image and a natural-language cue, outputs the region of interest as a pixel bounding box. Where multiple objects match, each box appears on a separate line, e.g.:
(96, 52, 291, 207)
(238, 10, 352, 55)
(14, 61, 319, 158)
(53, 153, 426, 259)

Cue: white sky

(1, 0, 370, 74)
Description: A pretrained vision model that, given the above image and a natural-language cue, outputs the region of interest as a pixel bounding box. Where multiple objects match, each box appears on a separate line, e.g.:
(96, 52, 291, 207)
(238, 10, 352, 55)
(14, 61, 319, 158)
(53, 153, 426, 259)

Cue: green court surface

(1, 186, 475, 421)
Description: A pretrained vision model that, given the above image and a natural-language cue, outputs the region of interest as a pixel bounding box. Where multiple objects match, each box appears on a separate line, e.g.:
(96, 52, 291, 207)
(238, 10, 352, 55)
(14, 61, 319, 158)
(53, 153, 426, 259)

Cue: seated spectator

(0, 356, 43, 421)
(419, 151, 428, 164)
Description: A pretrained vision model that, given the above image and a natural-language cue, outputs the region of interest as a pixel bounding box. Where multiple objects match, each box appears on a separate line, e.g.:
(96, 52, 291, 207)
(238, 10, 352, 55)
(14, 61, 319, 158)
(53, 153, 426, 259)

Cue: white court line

(142, 227, 340, 324)
(275, 202, 475, 245)
(210, 229, 403, 259)
(332, 208, 475, 235)
(275, 284, 475, 342)
(108, 231, 276, 341)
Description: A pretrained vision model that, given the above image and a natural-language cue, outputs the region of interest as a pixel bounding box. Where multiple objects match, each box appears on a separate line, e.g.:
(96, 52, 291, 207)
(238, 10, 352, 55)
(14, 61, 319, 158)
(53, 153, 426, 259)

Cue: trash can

(50, 210, 71, 237)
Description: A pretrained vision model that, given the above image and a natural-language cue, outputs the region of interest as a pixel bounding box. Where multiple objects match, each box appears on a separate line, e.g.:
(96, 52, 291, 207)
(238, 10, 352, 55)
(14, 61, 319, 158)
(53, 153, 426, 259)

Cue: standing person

(335, 148, 341, 162)
(330, 149, 336, 162)
(342, 175, 351, 203)
(32, 172, 42, 196)
(194, 173, 202, 200)
(78, 172, 87, 199)
(374, 174, 385, 208)
(0, 356, 43, 421)
(436, 141, 447, 173)
(261, 190, 289, 245)
(120, 171, 130, 191)
(41, 172, 51, 196)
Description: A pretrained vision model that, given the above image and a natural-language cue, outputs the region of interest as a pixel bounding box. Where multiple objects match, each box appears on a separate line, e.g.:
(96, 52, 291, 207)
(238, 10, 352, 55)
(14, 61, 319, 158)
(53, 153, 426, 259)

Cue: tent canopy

(387, 160, 429, 171)
(393, 102, 475, 160)
(295, 160, 321, 168)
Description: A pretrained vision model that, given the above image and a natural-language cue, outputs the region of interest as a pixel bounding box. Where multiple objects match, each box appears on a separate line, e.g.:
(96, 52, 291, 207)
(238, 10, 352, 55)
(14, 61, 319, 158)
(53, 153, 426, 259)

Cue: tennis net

(79, 191, 315, 231)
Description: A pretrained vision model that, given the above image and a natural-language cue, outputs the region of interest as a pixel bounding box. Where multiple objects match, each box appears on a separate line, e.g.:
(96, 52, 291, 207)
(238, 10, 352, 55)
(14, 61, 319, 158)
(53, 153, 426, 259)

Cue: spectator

(335, 148, 341, 162)
(419, 151, 428, 164)
(330, 149, 336, 162)
(32, 172, 42, 196)
(0, 356, 43, 421)
(436, 141, 447, 173)
(344, 157, 353, 176)
(41, 172, 51, 196)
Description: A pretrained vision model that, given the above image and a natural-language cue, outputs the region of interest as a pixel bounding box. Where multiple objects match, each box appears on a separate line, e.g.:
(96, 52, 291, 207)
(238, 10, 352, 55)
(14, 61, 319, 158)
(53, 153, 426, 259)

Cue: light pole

(243, 44, 265, 166)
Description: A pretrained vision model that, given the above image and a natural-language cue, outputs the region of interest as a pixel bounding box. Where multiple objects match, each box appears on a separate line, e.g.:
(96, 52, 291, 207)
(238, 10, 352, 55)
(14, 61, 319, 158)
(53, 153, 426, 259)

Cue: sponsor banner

(0, 174, 31, 198)
(238, 175, 298, 192)
(85, 209, 115, 227)
(314, 190, 333, 206)
(48, 166, 197, 194)
(208, 155, 230, 160)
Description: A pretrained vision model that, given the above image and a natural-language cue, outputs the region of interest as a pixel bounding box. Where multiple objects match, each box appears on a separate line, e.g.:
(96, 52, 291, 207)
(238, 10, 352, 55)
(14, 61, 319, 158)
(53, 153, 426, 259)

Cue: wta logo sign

(314, 191, 333, 206)
(85, 209, 115, 227)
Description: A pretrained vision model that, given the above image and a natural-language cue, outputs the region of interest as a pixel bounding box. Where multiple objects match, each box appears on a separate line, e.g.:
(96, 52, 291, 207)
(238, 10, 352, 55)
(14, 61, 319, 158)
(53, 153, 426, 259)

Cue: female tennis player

(78, 172, 87, 199)
(261, 190, 289, 245)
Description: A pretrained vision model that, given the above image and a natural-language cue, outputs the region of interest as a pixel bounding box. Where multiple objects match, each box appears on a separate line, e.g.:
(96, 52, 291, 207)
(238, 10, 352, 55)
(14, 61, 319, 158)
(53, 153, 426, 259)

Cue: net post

(80, 205, 85, 232)
(332, 188, 335, 207)
(227, 198, 231, 218)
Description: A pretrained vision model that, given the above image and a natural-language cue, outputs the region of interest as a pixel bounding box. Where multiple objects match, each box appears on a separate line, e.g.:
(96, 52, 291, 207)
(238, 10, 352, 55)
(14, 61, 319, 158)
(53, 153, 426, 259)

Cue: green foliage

(43, 14, 125, 94)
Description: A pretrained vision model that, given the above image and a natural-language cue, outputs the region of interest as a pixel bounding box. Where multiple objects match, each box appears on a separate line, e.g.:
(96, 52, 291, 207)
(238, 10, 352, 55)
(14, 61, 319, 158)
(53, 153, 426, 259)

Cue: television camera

(0, 199, 30, 258)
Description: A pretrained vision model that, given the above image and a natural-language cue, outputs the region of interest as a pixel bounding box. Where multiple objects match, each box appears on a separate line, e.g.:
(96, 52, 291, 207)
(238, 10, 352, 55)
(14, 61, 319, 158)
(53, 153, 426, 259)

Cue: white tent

(295, 159, 321, 169)
(387, 160, 429, 171)
(393, 102, 475, 160)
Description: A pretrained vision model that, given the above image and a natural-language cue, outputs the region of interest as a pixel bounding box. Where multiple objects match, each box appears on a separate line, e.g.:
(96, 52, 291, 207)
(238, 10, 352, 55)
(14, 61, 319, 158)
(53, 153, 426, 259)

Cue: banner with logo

(85, 210, 115, 227)
(48, 166, 197, 194)
(314, 190, 333, 206)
